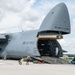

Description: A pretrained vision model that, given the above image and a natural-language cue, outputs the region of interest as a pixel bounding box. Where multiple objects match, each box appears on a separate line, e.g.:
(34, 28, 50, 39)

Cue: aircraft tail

(37, 3, 70, 39)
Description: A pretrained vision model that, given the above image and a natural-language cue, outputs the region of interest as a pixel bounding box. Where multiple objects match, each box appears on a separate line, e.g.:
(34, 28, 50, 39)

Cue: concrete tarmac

(0, 60, 75, 75)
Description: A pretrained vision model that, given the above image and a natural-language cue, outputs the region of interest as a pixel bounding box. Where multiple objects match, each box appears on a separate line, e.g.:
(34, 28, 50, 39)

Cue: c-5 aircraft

(0, 3, 70, 59)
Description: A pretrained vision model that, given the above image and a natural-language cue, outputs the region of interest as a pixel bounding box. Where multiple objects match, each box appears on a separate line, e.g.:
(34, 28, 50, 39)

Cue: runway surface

(0, 60, 75, 75)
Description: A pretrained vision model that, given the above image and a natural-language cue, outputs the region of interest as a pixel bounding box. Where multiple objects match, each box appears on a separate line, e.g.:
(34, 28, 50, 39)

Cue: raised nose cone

(39, 3, 70, 35)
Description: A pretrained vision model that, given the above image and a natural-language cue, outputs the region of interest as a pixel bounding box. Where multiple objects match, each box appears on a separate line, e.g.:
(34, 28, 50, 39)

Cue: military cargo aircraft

(0, 3, 70, 59)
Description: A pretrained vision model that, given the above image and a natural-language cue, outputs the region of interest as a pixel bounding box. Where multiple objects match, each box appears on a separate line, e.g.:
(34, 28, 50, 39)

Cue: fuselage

(1, 30, 40, 58)
(0, 30, 63, 58)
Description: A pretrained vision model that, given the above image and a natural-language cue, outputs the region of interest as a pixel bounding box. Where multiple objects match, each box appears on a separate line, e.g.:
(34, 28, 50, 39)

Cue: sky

(0, 0, 75, 54)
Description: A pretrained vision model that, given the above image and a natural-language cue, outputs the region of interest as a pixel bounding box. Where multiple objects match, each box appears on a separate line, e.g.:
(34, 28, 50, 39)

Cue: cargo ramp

(41, 56, 70, 64)
(32, 56, 70, 64)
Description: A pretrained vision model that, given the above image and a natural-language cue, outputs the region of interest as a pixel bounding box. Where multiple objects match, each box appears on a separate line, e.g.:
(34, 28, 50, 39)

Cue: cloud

(0, 0, 75, 32)
(0, 12, 22, 29)
(0, 1, 57, 29)
(58, 38, 75, 54)
(70, 18, 75, 37)
(67, 3, 75, 16)
(72, 19, 75, 30)
(0, 0, 37, 32)
(0, 0, 36, 12)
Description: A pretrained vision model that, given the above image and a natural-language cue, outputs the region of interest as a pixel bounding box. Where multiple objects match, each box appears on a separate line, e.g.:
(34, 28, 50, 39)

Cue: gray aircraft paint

(1, 30, 40, 58)
(0, 3, 70, 58)
(39, 3, 70, 34)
